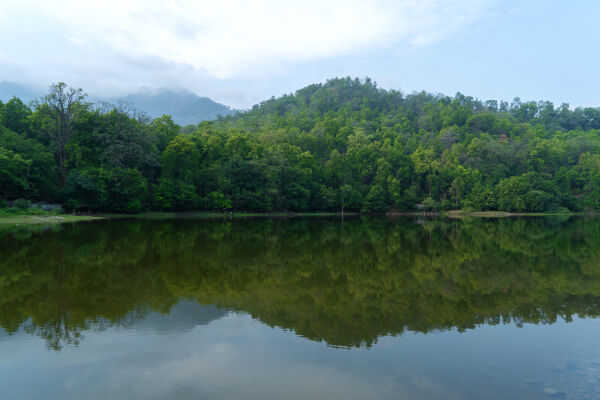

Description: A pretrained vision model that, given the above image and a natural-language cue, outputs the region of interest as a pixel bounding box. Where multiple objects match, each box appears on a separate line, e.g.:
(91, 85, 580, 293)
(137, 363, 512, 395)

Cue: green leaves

(362, 184, 387, 212)
(0, 146, 32, 198)
(64, 167, 148, 212)
(3, 77, 600, 213)
(161, 134, 200, 180)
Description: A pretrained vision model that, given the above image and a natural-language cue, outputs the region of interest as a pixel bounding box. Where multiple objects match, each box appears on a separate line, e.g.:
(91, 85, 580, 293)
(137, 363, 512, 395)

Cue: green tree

(362, 184, 387, 212)
(1, 97, 32, 134)
(150, 115, 180, 153)
(38, 83, 88, 185)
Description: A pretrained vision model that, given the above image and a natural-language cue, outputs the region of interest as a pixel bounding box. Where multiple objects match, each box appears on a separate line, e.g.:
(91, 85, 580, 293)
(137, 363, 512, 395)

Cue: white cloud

(0, 0, 492, 104)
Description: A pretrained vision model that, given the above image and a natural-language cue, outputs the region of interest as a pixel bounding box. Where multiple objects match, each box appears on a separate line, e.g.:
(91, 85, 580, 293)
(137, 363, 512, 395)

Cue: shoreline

(439, 210, 587, 218)
(0, 214, 104, 225)
(0, 210, 593, 225)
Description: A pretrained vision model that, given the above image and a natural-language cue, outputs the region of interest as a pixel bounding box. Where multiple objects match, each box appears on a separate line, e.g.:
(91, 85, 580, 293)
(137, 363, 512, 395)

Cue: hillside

(1, 77, 600, 213)
(195, 77, 600, 212)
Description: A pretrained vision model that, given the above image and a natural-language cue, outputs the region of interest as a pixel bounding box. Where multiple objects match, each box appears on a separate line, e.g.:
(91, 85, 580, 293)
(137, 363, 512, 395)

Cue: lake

(1, 216, 599, 399)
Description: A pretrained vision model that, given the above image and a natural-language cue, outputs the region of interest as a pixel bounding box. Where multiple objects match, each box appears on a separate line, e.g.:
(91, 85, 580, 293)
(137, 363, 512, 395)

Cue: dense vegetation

(2, 217, 600, 349)
(2, 77, 600, 213)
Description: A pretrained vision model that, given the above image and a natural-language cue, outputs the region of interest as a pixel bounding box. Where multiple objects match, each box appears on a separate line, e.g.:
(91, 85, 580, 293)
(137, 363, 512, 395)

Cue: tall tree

(42, 83, 88, 185)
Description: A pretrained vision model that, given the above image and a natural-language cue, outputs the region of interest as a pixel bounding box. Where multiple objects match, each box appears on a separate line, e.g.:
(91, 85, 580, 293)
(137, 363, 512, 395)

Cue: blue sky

(1, 1, 598, 108)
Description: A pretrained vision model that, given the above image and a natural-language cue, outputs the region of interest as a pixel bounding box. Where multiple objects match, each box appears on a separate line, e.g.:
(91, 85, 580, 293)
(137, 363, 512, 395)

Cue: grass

(0, 205, 106, 225)
(0, 210, 351, 225)
(0, 214, 104, 225)
(441, 210, 582, 218)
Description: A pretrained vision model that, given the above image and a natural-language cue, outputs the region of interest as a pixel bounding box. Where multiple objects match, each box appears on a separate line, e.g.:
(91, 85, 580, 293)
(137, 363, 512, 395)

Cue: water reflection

(1, 216, 600, 349)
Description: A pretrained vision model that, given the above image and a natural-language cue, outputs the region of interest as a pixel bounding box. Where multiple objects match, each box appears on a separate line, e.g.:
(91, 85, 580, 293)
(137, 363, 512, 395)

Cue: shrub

(12, 198, 32, 210)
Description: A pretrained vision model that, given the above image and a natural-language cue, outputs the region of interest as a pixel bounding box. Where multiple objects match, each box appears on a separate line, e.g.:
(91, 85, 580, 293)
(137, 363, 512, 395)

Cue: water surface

(1, 216, 599, 399)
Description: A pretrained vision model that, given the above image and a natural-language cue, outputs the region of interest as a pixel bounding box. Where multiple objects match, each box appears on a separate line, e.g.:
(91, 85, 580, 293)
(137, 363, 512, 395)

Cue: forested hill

(1, 77, 600, 213)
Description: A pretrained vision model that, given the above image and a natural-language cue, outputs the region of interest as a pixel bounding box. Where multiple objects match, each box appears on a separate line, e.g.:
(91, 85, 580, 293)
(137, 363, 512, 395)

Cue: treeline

(2, 77, 600, 212)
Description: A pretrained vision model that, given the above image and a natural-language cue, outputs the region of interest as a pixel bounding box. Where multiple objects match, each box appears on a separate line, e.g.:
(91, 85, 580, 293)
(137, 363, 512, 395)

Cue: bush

(27, 207, 46, 215)
(12, 198, 32, 210)
(205, 191, 232, 210)
(423, 197, 438, 211)
(548, 206, 571, 214)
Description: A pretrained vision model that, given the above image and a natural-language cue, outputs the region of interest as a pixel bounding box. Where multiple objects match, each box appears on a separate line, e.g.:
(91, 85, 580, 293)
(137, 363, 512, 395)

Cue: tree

(150, 115, 180, 153)
(410, 147, 440, 197)
(0, 146, 32, 198)
(1, 97, 32, 134)
(3, 77, 600, 213)
(161, 134, 200, 179)
(0, 129, 58, 200)
(41, 83, 88, 185)
(325, 149, 349, 213)
(362, 184, 387, 212)
(152, 176, 199, 210)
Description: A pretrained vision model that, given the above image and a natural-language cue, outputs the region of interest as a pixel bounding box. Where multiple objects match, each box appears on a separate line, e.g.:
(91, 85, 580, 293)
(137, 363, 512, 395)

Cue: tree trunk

(58, 142, 66, 186)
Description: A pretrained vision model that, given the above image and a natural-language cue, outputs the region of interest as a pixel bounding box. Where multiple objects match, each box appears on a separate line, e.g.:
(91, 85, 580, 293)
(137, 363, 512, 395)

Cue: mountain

(115, 88, 236, 125)
(0, 82, 235, 126)
(0, 81, 43, 104)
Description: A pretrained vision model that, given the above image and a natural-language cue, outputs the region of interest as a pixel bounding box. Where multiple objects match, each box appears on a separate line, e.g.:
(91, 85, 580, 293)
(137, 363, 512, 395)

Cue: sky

(1, 0, 599, 109)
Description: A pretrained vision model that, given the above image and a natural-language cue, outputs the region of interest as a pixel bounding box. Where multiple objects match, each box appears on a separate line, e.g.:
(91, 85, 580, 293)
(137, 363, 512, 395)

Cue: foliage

(12, 198, 32, 210)
(63, 167, 148, 212)
(2, 77, 600, 212)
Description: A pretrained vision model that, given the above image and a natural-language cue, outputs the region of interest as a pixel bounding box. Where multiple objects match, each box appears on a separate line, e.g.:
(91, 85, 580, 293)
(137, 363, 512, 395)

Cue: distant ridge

(0, 82, 236, 126)
(0, 81, 43, 103)
(115, 88, 236, 125)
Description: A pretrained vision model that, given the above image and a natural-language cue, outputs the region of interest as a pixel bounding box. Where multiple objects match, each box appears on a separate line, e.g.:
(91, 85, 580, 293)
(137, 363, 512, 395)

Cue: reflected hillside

(1, 217, 600, 349)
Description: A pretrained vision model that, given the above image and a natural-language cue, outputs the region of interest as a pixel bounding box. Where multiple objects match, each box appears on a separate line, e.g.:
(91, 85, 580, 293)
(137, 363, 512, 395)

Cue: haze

(1, 1, 599, 108)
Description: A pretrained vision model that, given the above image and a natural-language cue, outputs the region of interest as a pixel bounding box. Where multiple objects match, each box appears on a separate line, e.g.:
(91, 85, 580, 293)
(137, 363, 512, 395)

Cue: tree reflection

(1, 216, 600, 349)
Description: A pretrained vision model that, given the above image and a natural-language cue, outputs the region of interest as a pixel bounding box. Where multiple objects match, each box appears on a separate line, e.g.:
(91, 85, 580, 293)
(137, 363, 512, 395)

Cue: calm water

(1, 216, 600, 399)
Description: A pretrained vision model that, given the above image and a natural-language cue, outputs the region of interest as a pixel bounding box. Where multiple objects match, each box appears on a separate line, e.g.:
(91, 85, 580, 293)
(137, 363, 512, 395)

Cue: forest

(1, 77, 600, 213)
